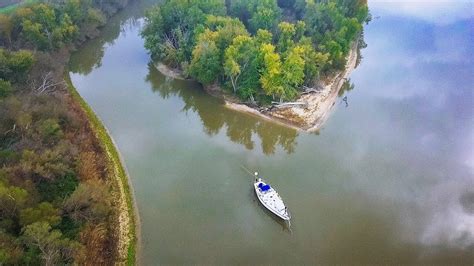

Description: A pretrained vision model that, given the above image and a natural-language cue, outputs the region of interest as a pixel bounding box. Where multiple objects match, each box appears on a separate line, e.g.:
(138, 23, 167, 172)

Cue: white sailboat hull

(254, 178, 291, 221)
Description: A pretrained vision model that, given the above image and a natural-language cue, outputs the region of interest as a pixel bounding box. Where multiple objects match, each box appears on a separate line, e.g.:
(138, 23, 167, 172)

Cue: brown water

(69, 1, 474, 264)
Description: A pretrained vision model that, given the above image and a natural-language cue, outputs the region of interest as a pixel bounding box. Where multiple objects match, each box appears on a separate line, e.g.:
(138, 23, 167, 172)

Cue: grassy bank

(64, 74, 138, 265)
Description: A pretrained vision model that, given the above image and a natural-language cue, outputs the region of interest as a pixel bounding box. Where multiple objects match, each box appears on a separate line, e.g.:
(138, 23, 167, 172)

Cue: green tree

(224, 35, 256, 94)
(304, 0, 365, 71)
(255, 29, 272, 44)
(0, 49, 35, 83)
(20, 4, 78, 50)
(204, 16, 249, 58)
(22, 222, 82, 265)
(0, 180, 29, 222)
(277, 21, 295, 54)
(230, 0, 281, 33)
(19, 202, 61, 227)
(281, 45, 305, 99)
(299, 38, 329, 84)
(259, 43, 284, 100)
(189, 30, 221, 84)
(295, 20, 305, 41)
(141, 0, 226, 67)
(248, 0, 281, 33)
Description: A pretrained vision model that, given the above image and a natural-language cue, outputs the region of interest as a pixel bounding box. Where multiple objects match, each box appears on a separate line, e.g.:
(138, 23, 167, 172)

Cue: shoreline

(154, 43, 359, 132)
(65, 74, 139, 265)
(224, 43, 359, 132)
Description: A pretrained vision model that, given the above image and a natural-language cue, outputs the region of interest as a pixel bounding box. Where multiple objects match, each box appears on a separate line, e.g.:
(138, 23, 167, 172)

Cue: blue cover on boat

(261, 184, 271, 191)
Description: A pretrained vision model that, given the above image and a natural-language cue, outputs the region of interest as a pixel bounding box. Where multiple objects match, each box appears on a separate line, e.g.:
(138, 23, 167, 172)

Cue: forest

(0, 0, 130, 264)
(142, 0, 370, 103)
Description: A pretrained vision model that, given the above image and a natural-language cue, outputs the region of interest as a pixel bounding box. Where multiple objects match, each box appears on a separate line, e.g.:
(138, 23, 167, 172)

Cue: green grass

(65, 74, 137, 265)
(0, 0, 40, 14)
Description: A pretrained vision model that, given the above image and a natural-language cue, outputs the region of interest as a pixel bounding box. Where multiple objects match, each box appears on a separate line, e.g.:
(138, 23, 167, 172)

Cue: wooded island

(142, 0, 369, 107)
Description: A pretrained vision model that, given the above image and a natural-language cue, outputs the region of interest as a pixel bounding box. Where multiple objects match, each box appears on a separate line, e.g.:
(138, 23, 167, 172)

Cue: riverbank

(225, 43, 359, 132)
(65, 75, 139, 265)
(154, 44, 359, 132)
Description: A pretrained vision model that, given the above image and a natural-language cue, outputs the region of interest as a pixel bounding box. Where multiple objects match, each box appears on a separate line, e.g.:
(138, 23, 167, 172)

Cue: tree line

(142, 0, 370, 103)
(0, 0, 129, 264)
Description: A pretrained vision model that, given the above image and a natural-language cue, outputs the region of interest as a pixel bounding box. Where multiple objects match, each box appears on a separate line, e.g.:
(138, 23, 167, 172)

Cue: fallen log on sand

(271, 101, 308, 109)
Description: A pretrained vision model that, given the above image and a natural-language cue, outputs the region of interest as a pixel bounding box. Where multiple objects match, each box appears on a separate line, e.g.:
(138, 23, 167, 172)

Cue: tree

(295, 20, 305, 41)
(62, 0, 91, 25)
(22, 222, 82, 266)
(0, 180, 29, 222)
(19, 4, 78, 50)
(277, 21, 295, 54)
(255, 29, 272, 44)
(259, 43, 284, 100)
(204, 15, 249, 52)
(0, 49, 35, 83)
(248, 0, 281, 33)
(281, 45, 305, 99)
(189, 30, 221, 84)
(8, 50, 35, 83)
(63, 180, 111, 224)
(141, 0, 226, 67)
(299, 38, 329, 84)
(304, 0, 365, 71)
(19, 202, 61, 227)
(224, 35, 255, 94)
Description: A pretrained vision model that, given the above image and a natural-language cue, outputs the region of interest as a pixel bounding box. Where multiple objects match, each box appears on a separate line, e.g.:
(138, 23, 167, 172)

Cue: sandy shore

(225, 43, 359, 132)
(155, 43, 359, 132)
(155, 62, 187, 80)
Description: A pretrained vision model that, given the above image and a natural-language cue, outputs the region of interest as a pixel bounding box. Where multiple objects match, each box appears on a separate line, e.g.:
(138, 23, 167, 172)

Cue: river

(69, 1, 474, 264)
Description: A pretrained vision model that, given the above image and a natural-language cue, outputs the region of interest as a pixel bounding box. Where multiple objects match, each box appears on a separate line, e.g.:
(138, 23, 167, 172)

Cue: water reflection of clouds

(357, 18, 472, 100)
(418, 176, 474, 249)
(346, 1, 474, 252)
(370, 0, 473, 25)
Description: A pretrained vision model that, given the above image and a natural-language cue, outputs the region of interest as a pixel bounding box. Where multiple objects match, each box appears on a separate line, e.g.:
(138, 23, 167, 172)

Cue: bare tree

(31, 71, 65, 95)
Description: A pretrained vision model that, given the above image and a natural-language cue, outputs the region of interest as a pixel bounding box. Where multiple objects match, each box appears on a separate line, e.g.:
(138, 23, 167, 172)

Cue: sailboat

(253, 172, 291, 221)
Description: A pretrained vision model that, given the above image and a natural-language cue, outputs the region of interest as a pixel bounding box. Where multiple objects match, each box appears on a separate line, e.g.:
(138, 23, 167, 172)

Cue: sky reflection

(347, 1, 474, 251)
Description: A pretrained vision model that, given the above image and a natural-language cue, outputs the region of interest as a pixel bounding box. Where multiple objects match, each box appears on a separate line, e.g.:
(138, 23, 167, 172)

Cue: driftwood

(300, 85, 325, 95)
(271, 101, 308, 109)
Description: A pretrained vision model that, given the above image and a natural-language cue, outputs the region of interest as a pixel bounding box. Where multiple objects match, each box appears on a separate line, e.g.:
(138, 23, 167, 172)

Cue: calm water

(69, 1, 474, 264)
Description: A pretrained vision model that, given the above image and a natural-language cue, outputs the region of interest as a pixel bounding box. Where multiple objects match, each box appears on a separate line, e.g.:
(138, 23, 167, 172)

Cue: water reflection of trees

(145, 64, 298, 155)
(68, 0, 149, 75)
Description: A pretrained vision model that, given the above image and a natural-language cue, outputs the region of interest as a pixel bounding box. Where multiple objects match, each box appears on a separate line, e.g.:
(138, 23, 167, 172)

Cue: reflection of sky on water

(370, 0, 473, 25)
(348, 1, 474, 250)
